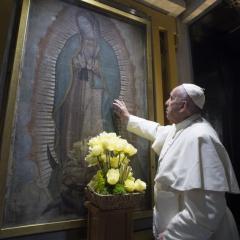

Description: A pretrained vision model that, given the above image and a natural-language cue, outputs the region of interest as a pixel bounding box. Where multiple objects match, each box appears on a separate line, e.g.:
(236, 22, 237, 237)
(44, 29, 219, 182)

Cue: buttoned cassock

(127, 114, 240, 240)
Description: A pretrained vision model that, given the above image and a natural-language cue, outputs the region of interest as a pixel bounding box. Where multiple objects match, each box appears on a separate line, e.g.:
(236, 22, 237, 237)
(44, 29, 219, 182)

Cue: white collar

(174, 113, 201, 133)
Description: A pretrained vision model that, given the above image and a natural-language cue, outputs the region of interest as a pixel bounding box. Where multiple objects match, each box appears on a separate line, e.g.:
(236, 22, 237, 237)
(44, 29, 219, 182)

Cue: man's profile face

(165, 87, 184, 123)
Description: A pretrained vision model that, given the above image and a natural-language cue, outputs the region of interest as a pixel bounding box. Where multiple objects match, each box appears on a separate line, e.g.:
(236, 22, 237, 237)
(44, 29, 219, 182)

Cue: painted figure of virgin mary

(45, 11, 121, 216)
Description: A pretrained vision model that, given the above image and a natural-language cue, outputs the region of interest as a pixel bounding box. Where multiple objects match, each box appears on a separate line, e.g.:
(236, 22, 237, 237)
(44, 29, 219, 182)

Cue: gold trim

(0, 219, 86, 238)
(145, 21, 156, 209)
(152, 25, 164, 124)
(0, 210, 152, 238)
(0, 0, 30, 228)
(79, 0, 149, 24)
(166, 32, 178, 91)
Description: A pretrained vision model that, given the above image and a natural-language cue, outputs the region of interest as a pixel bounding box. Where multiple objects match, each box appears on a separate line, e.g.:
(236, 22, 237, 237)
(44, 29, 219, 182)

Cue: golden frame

(0, 0, 154, 237)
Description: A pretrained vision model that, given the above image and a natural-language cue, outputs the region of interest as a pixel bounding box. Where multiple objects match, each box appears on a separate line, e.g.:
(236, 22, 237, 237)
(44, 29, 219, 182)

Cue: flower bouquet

(83, 132, 146, 210)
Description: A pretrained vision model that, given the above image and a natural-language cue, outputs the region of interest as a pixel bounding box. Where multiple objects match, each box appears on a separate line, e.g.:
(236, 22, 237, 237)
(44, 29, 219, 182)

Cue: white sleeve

(127, 115, 167, 142)
(162, 190, 226, 240)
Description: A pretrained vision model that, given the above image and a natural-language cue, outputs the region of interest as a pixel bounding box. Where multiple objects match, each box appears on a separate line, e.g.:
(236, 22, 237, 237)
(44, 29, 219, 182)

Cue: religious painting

(0, 0, 153, 236)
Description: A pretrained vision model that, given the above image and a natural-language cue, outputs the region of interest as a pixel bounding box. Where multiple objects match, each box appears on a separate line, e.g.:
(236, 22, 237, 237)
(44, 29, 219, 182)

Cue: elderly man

(113, 84, 240, 240)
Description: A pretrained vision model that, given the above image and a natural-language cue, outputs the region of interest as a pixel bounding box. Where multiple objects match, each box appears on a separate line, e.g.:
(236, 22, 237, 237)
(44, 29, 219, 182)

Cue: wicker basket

(85, 186, 145, 210)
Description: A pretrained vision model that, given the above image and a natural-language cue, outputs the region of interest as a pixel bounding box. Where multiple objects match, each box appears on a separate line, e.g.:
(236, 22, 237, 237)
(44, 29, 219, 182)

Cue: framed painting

(0, 0, 154, 237)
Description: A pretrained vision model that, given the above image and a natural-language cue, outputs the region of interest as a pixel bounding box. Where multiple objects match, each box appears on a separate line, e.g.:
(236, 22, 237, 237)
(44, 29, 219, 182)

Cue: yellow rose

(127, 171, 135, 181)
(97, 132, 116, 151)
(88, 136, 100, 147)
(106, 141, 115, 151)
(114, 139, 128, 152)
(109, 132, 117, 138)
(124, 179, 135, 192)
(134, 179, 146, 192)
(100, 138, 111, 151)
(124, 144, 137, 156)
(106, 169, 120, 185)
(99, 132, 117, 138)
(91, 145, 103, 156)
(110, 157, 119, 168)
(85, 154, 98, 166)
(100, 154, 107, 162)
(122, 157, 130, 165)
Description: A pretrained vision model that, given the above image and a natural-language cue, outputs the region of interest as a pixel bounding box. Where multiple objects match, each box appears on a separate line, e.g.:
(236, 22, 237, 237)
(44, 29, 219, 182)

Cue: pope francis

(113, 83, 240, 240)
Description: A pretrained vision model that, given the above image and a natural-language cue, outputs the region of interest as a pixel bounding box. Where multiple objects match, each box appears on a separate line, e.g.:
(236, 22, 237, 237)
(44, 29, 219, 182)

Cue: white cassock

(127, 114, 240, 240)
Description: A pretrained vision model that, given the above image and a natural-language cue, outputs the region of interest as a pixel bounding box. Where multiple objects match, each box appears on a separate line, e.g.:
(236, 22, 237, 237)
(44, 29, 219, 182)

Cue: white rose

(110, 157, 119, 168)
(134, 179, 146, 192)
(91, 145, 103, 156)
(85, 154, 97, 166)
(124, 179, 135, 192)
(106, 169, 120, 185)
(124, 144, 137, 156)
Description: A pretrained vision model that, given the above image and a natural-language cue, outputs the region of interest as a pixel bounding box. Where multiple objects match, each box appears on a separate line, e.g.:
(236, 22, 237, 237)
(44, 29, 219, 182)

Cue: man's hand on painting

(158, 232, 165, 240)
(112, 99, 130, 124)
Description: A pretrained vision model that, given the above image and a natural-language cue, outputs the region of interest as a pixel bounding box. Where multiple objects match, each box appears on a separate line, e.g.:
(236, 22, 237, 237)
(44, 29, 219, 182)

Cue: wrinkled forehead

(170, 86, 183, 98)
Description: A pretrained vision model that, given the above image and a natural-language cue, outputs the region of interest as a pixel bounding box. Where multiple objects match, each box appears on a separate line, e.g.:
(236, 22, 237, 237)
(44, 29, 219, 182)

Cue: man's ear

(179, 100, 187, 113)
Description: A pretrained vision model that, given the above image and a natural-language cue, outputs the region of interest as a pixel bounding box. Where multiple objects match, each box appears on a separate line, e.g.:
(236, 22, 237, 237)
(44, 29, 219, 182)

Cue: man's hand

(112, 99, 130, 124)
(158, 233, 165, 240)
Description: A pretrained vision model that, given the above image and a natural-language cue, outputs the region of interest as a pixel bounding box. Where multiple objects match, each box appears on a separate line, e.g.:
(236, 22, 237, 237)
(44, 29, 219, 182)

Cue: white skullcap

(182, 83, 205, 109)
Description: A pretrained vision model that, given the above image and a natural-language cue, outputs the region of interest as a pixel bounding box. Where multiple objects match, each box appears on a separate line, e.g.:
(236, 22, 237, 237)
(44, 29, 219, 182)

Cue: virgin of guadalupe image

(4, 1, 145, 225)
(44, 11, 121, 216)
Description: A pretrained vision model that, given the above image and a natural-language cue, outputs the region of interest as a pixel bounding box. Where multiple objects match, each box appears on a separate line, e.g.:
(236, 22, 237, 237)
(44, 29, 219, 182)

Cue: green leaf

(112, 183, 126, 195)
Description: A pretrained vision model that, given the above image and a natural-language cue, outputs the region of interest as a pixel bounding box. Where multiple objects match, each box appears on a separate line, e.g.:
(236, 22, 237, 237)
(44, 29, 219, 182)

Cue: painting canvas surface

(3, 0, 149, 227)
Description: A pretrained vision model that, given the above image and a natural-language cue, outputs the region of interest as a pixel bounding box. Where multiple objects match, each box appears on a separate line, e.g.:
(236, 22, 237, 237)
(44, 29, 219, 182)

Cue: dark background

(189, 0, 240, 231)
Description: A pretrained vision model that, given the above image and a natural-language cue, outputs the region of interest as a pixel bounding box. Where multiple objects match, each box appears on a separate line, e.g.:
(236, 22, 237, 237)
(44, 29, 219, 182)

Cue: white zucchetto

(182, 83, 205, 109)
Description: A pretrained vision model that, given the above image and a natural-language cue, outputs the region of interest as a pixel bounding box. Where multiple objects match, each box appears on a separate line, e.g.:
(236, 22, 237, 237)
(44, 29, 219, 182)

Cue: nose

(165, 98, 169, 106)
